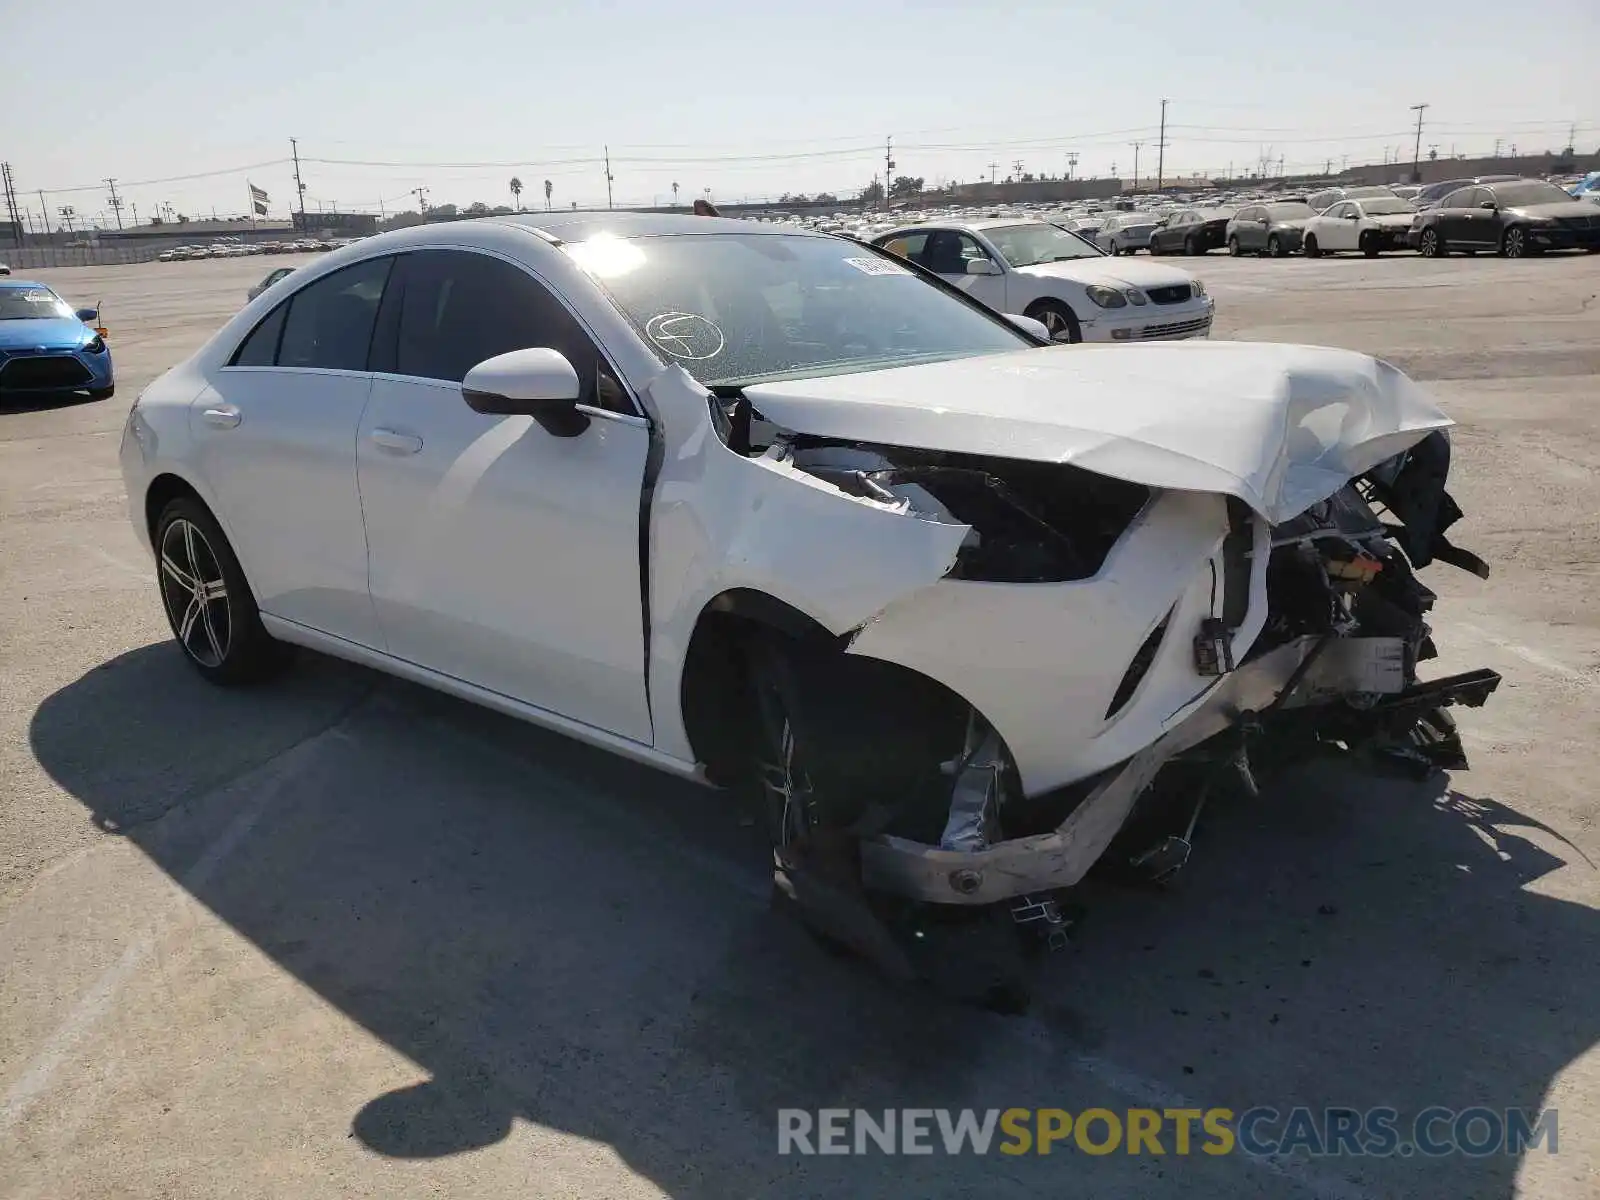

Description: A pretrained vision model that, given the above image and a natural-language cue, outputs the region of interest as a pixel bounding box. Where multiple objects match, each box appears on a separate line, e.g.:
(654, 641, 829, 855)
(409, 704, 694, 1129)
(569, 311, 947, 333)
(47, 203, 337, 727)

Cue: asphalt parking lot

(2, 249, 1597, 1200)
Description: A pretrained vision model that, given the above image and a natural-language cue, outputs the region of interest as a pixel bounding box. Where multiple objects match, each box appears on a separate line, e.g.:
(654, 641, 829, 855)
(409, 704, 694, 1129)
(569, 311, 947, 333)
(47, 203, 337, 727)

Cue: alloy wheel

(1503, 228, 1524, 258)
(1420, 230, 1439, 257)
(1034, 308, 1071, 341)
(158, 518, 232, 668)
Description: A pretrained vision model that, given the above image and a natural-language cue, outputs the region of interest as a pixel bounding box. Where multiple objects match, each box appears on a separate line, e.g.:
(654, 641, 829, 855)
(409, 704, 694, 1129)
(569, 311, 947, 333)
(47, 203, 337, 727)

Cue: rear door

(357, 248, 654, 741)
(191, 255, 393, 646)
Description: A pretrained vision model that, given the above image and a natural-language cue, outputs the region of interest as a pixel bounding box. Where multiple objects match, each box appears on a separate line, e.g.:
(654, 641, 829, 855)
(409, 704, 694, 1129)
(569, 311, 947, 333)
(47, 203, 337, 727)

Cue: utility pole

(104, 178, 124, 230)
(987, 160, 999, 184)
(290, 137, 307, 228)
(1408, 103, 1428, 184)
(1156, 98, 1168, 192)
(0, 163, 23, 244)
(604, 145, 614, 210)
(1129, 141, 1143, 190)
(411, 187, 428, 214)
(1012, 158, 1025, 181)
(1066, 151, 1079, 180)
(38, 190, 48, 234)
(884, 137, 896, 208)
(131, 201, 139, 226)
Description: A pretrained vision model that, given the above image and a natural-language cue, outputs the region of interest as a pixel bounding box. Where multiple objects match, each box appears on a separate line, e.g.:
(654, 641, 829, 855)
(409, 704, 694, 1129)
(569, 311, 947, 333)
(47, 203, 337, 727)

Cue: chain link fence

(2, 244, 171, 270)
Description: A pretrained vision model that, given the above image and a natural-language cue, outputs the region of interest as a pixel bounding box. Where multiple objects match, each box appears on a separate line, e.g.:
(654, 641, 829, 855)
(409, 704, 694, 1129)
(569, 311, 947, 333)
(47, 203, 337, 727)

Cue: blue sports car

(0, 280, 115, 402)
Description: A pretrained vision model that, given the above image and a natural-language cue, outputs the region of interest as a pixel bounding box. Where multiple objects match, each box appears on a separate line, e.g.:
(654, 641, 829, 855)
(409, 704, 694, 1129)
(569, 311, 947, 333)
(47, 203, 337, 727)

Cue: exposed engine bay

(710, 388, 1499, 1009)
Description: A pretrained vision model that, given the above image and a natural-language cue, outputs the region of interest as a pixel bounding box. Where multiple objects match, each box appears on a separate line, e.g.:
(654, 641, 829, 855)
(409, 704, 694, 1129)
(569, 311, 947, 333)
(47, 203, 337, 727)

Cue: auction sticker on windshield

(842, 256, 911, 276)
(645, 312, 725, 361)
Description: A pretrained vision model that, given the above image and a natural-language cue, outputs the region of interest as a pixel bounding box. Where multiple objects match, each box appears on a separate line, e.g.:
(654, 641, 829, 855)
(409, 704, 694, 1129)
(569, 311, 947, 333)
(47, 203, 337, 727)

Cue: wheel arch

(144, 472, 207, 544)
(1022, 295, 1083, 342)
(678, 587, 982, 789)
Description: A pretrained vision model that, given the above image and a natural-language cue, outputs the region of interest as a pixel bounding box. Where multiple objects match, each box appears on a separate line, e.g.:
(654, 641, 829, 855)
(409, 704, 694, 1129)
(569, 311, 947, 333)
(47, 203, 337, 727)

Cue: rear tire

(1268, 234, 1286, 258)
(1227, 235, 1241, 257)
(1108, 241, 1121, 256)
(1184, 236, 1200, 255)
(153, 497, 290, 684)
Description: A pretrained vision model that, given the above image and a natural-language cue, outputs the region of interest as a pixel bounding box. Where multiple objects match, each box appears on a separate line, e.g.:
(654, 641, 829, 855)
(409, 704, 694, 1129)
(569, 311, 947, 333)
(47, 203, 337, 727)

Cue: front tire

(1419, 228, 1447, 257)
(1501, 226, 1526, 258)
(154, 497, 289, 684)
(1268, 234, 1286, 258)
(1360, 232, 1380, 257)
(1304, 234, 1321, 258)
(1184, 236, 1200, 255)
(1024, 298, 1082, 344)
(1108, 241, 1121, 256)
(1227, 235, 1241, 257)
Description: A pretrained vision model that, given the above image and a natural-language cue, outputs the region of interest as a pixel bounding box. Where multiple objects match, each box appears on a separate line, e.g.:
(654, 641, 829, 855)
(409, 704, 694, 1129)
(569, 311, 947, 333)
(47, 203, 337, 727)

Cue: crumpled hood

(1018, 257, 1198, 290)
(0, 317, 92, 350)
(743, 341, 1452, 524)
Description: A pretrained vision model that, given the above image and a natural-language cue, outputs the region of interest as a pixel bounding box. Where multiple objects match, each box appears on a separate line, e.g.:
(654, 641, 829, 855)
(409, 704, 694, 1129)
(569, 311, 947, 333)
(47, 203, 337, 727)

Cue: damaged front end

(726, 409, 1497, 1001)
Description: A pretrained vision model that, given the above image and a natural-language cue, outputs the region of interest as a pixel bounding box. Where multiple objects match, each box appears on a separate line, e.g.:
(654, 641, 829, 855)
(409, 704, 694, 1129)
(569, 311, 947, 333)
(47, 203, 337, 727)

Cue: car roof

(0, 279, 54, 291)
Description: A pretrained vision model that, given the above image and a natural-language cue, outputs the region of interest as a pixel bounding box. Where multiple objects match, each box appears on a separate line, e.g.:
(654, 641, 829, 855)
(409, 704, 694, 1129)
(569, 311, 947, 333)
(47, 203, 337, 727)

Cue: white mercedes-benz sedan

(121, 212, 1497, 1005)
(871, 218, 1213, 343)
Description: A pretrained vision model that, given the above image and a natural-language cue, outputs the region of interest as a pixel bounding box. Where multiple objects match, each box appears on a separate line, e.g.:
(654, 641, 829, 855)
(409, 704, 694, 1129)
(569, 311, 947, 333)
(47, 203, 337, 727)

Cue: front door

(189, 255, 394, 647)
(923, 230, 1007, 310)
(356, 248, 654, 742)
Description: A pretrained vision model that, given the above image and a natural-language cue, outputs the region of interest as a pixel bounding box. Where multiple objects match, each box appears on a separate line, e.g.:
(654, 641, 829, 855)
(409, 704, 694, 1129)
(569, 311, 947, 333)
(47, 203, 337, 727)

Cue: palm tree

(671, 181, 680, 206)
(509, 177, 523, 210)
(543, 179, 553, 211)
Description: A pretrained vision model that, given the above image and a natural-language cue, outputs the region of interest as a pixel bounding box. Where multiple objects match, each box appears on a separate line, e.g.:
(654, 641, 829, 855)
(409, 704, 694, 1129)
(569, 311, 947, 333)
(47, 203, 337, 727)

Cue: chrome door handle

(369, 427, 424, 454)
(202, 405, 241, 428)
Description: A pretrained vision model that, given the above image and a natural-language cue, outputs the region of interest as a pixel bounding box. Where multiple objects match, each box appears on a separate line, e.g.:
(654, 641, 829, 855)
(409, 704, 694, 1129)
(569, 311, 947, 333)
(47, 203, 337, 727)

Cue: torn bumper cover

(858, 639, 1499, 906)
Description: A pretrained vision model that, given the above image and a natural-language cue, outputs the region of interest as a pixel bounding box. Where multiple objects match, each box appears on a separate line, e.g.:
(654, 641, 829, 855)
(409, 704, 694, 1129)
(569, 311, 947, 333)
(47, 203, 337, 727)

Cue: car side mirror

(461, 347, 589, 437)
(75, 307, 99, 323)
(1004, 313, 1050, 341)
(1346, 212, 1360, 219)
(1478, 200, 1497, 210)
(965, 258, 999, 276)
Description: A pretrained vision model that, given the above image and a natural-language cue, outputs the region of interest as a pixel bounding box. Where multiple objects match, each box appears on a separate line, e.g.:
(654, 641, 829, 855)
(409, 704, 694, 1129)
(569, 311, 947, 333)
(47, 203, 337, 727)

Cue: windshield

(1360, 198, 1416, 215)
(981, 223, 1100, 266)
(1493, 181, 1574, 207)
(0, 287, 73, 321)
(1267, 203, 1315, 221)
(567, 232, 1031, 387)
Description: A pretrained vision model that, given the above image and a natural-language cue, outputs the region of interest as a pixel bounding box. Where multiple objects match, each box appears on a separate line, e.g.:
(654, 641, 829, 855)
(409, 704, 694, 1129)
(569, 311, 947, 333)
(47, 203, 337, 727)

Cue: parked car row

(157, 238, 349, 262)
(1136, 178, 1600, 261)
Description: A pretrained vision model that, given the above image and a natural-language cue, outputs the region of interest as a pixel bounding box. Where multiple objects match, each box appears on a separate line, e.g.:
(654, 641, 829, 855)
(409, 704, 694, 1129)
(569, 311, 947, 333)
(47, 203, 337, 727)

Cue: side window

(1327, 203, 1351, 220)
(230, 304, 287, 366)
(1468, 187, 1493, 208)
(393, 250, 631, 413)
(1440, 188, 1473, 210)
(277, 256, 393, 371)
(879, 230, 930, 266)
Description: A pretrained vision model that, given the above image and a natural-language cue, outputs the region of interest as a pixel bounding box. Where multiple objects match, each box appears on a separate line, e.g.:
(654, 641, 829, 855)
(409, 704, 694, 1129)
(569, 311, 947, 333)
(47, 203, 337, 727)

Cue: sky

(4, 0, 1594, 229)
